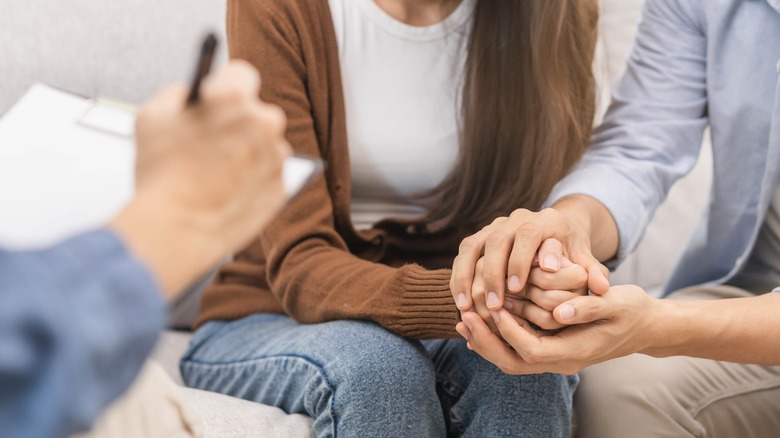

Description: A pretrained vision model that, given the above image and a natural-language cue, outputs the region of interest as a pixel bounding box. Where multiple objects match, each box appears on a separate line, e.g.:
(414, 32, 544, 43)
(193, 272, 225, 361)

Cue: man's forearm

(645, 293, 780, 364)
(552, 195, 619, 262)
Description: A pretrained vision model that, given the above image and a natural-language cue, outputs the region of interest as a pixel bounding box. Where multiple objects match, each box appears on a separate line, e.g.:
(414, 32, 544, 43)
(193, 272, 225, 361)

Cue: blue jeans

(180, 314, 577, 438)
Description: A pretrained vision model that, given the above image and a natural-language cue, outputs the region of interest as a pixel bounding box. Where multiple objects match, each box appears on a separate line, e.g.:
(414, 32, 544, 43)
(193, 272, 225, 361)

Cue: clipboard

(0, 84, 322, 249)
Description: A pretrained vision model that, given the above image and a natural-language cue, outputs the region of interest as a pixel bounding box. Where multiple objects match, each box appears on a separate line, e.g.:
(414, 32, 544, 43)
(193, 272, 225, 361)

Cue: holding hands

(451, 203, 659, 375)
(451, 207, 610, 314)
(457, 284, 659, 375)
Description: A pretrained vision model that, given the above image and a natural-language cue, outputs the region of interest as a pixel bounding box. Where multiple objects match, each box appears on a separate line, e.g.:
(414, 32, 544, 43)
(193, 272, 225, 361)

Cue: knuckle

(491, 216, 509, 226)
(459, 237, 479, 253)
(485, 232, 511, 249)
(471, 281, 485, 297)
(535, 295, 558, 311)
(573, 269, 589, 288)
(510, 208, 531, 219)
(532, 271, 554, 290)
(539, 208, 560, 220)
(515, 222, 540, 239)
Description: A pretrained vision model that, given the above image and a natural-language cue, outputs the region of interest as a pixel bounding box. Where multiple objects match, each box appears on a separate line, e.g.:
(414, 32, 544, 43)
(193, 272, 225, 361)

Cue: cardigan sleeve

(211, 0, 460, 339)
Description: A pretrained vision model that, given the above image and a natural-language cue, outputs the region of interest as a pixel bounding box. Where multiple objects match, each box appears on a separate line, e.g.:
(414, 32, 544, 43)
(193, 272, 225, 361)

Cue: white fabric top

(328, 0, 475, 230)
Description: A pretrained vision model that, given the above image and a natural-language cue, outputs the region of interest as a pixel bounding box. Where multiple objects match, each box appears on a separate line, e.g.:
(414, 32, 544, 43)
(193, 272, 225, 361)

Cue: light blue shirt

(548, 0, 780, 294)
(0, 229, 166, 438)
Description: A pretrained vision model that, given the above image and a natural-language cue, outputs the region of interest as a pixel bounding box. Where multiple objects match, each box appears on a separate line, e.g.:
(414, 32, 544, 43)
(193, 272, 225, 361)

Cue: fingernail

(457, 293, 467, 308)
(504, 299, 515, 311)
(491, 310, 500, 323)
(464, 319, 473, 331)
(487, 292, 500, 309)
(559, 304, 575, 321)
(543, 255, 560, 271)
(507, 276, 521, 291)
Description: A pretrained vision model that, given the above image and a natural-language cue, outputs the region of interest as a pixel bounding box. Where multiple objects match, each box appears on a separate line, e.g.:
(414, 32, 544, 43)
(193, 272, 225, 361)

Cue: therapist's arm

(0, 231, 166, 438)
(0, 61, 289, 438)
(112, 62, 290, 296)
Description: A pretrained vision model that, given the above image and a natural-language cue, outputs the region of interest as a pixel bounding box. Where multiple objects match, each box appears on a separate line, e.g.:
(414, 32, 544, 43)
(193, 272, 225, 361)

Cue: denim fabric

(0, 229, 165, 438)
(546, 0, 780, 294)
(181, 314, 577, 438)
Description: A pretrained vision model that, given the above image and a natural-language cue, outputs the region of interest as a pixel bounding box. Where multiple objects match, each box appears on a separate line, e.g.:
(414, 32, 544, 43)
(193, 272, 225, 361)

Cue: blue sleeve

(546, 0, 709, 264)
(0, 229, 167, 438)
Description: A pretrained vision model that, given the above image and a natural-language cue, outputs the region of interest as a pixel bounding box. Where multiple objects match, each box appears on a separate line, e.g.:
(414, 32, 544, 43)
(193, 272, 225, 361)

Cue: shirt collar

(769, 0, 780, 13)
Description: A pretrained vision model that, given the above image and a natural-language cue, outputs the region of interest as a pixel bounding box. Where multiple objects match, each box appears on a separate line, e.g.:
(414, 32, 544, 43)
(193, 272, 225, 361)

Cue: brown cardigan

(196, 0, 475, 339)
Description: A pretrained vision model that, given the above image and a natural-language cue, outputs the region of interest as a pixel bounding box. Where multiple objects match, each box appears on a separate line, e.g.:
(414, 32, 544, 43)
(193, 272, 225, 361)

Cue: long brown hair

(422, 0, 599, 231)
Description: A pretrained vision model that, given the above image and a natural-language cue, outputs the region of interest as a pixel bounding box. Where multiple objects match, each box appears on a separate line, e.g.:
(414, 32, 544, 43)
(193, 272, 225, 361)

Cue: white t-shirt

(328, 0, 475, 230)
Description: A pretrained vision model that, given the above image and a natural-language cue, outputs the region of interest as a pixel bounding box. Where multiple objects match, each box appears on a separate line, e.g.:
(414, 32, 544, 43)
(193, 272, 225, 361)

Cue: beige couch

(0, 0, 711, 436)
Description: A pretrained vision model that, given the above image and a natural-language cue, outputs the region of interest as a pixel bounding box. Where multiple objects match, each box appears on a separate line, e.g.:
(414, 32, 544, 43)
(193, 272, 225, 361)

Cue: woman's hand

(465, 245, 589, 334)
(505, 255, 589, 331)
(456, 284, 658, 375)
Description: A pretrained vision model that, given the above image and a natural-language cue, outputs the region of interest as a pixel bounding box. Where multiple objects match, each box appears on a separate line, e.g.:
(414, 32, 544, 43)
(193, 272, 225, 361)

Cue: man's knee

(575, 355, 700, 438)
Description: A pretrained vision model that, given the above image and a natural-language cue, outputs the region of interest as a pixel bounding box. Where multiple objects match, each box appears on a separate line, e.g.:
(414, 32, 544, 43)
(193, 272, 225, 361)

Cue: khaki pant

(74, 361, 202, 438)
(575, 285, 780, 438)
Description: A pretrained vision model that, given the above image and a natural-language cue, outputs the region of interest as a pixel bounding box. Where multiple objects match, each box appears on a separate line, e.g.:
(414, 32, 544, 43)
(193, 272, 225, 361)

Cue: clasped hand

(459, 250, 589, 335)
(450, 208, 658, 375)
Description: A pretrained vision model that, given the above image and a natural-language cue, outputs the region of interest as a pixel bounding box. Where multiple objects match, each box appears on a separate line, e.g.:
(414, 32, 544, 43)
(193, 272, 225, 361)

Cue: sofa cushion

(176, 387, 314, 438)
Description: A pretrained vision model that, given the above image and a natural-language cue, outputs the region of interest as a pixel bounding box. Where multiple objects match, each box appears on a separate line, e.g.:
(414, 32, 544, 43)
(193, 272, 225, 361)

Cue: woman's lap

(181, 314, 575, 438)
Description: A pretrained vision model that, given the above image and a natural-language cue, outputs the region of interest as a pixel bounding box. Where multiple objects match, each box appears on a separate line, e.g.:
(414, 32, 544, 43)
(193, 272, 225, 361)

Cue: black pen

(186, 33, 219, 107)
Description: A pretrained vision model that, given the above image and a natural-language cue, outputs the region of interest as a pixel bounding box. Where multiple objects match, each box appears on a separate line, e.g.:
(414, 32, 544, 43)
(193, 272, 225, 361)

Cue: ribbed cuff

(386, 266, 461, 339)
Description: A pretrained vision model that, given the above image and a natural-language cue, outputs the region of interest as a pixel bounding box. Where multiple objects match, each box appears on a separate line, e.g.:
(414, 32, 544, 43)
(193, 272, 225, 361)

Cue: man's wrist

(639, 298, 695, 358)
(552, 195, 618, 262)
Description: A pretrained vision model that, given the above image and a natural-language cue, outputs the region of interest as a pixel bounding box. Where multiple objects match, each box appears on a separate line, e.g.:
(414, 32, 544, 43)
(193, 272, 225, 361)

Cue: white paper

(0, 85, 136, 249)
(0, 84, 319, 250)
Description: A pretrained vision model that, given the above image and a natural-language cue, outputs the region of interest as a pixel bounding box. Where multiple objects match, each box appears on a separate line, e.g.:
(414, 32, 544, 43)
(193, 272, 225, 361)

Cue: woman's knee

(317, 320, 436, 391)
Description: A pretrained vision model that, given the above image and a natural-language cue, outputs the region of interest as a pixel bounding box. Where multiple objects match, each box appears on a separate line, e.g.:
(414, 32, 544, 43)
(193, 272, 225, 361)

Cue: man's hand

(451, 197, 618, 313)
(456, 285, 658, 375)
(112, 61, 291, 295)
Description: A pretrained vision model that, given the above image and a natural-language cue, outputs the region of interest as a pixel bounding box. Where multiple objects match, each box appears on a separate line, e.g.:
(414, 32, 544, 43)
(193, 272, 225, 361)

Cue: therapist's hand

(451, 204, 612, 314)
(456, 284, 658, 375)
(112, 60, 290, 295)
